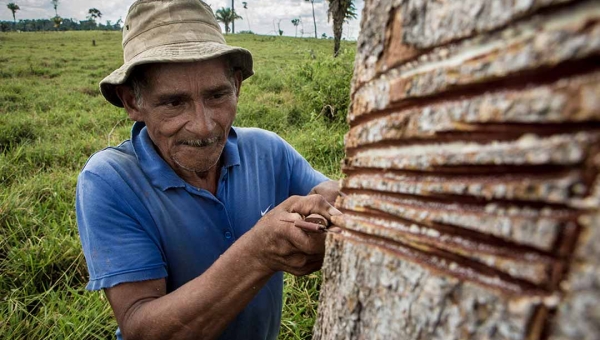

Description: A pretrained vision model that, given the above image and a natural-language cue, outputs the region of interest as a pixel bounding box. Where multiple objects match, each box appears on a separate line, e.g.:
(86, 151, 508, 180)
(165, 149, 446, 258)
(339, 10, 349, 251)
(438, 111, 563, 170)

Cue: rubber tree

(313, 0, 600, 339)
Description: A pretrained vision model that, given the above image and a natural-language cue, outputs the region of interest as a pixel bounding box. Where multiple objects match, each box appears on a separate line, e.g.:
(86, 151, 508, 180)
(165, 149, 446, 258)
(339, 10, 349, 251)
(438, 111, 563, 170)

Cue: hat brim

(100, 41, 254, 107)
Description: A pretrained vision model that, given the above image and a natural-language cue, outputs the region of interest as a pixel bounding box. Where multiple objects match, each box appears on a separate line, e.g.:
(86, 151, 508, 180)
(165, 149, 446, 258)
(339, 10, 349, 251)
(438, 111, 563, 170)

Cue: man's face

(125, 58, 241, 177)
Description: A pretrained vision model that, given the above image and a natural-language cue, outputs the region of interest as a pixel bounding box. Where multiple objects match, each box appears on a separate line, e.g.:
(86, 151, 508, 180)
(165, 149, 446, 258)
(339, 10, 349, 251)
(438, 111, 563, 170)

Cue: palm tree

(7, 3, 20, 28)
(87, 8, 102, 24)
(327, 0, 357, 57)
(51, 0, 59, 16)
(215, 7, 242, 34)
(52, 15, 62, 29)
(305, 0, 317, 39)
(291, 18, 300, 38)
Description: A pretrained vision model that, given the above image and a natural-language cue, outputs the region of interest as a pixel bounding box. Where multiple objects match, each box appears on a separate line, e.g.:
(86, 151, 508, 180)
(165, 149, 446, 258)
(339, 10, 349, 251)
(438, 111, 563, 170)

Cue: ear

(116, 85, 144, 122)
(233, 70, 243, 98)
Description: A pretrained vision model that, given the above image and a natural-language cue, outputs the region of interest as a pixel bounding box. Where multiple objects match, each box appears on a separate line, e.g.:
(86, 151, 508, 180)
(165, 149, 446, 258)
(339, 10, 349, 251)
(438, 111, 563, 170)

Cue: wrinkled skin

(118, 57, 241, 192)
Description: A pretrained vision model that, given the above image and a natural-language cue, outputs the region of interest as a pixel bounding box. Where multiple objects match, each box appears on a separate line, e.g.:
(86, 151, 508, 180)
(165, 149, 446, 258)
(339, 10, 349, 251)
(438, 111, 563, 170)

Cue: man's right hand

(245, 194, 343, 276)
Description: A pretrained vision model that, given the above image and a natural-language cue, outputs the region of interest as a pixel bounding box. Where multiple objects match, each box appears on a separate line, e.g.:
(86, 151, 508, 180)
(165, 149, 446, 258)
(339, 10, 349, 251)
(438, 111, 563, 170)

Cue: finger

(294, 219, 325, 233)
(309, 180, 341, 205)
(305, 214, 328, 227)
(282, 254, 324, 275)
(327, 226, 342, 234)
(294, 257, 324, 276)
(286, 224, 326, 255)
(289, 194, 342, 221)
(278, 212, 303, 223)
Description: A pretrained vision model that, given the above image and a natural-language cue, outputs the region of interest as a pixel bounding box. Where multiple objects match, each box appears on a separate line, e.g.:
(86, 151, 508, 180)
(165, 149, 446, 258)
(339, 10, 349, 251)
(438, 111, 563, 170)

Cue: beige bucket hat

(100, 0, 254, 107)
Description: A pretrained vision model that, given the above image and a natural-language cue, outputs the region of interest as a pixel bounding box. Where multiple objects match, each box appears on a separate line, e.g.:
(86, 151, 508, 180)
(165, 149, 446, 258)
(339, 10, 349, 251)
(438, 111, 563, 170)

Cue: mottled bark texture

(313, 0, 600, 339)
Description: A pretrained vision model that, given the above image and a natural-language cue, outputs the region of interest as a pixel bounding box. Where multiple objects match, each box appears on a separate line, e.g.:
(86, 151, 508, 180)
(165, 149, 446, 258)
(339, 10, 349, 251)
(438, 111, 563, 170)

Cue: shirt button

(224, 231, 232, 239)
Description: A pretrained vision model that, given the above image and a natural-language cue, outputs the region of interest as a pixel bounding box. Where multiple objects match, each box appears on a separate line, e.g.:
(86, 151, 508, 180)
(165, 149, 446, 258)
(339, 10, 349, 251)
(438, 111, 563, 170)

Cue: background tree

(215, 7, 241, 34)
(87, 8, 102, 24)
(277, 19, 283, 36)
(327, 0, 357, 56)
(52, 15, 62, 29)
(305, 0, 317, 39)
(7, 3, 19, 28)
(291, 18, 300, 37)
(51, 0, 59, 16)
(231, 0, 235, 34)
(242, 2, 251, 32)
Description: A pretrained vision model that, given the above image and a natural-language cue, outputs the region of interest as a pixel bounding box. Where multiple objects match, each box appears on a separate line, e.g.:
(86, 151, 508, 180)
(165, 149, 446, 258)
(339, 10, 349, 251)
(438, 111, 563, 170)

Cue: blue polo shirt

(76, 122, 328, 339)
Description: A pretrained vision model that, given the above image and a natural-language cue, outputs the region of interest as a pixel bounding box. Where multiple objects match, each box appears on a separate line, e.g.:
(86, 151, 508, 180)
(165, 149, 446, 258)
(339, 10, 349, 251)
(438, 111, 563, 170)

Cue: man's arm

(105, 194, 341, 340)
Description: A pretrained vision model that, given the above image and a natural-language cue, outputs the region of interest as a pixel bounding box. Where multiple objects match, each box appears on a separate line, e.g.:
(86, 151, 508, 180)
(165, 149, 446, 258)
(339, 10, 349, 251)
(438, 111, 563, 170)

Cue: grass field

(0, 31, 355, 339)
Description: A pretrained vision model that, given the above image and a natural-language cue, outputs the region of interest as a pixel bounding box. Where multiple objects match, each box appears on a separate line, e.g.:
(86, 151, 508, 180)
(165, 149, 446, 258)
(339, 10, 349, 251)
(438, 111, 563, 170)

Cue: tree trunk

(231, 0, 235, 34)
(311, 0, 317, 39)
(332, 14, 343, 57)
(313, 0, 600, 339)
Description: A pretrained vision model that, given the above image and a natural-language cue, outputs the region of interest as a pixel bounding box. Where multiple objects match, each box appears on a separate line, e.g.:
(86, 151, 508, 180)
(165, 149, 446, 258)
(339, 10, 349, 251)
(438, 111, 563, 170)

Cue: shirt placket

(216, 167, 235, 243)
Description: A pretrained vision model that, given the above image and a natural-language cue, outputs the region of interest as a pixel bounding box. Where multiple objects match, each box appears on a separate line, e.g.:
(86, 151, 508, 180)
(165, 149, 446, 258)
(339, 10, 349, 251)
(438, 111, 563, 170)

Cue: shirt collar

(131, 121, 241, 191)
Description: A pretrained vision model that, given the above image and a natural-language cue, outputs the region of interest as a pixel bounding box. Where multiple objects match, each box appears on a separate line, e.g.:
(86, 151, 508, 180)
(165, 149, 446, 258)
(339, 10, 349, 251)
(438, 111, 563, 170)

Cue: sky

(0, 0, 364, 40)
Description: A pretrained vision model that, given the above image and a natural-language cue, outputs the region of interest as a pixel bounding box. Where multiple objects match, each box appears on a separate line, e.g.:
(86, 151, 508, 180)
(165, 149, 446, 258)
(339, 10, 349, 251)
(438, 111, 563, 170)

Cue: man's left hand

(308, 180, 340, 206)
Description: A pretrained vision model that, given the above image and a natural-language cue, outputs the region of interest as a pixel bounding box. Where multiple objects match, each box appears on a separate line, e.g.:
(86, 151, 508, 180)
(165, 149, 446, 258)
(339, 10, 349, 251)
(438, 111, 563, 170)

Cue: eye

(212, 92, 226, 100)
(166, 99, 182, 107)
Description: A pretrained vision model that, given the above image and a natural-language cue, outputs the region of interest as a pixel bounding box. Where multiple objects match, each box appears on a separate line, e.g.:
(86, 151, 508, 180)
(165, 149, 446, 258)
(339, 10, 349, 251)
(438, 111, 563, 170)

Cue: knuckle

(285, 195, 301, 209)
(314, 194, 328, 205)
(306, 194, 323, 205)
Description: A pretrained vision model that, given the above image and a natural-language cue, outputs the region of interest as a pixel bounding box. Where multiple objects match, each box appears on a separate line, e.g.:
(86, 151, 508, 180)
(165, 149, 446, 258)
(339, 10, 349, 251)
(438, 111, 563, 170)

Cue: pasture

(0, 31, 355, 339)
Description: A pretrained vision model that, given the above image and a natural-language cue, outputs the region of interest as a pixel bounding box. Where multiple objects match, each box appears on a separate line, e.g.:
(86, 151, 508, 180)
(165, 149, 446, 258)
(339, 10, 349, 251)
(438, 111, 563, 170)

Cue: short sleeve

(76, 170, 167, 291)
(281, 139, 329, 196)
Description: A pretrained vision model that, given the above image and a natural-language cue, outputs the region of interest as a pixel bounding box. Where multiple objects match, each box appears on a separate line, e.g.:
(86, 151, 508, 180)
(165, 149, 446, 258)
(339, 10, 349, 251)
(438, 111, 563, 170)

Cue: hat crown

(122, 0, 225, 62)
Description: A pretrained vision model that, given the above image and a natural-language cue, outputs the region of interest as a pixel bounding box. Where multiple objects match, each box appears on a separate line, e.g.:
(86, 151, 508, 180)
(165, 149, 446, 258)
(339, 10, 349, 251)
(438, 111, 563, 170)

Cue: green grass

(0, 31, 355, 339)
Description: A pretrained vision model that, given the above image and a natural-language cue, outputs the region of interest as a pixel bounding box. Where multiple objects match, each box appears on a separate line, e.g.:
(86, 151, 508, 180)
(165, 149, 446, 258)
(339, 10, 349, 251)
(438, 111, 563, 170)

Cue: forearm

(118, 234, 274, 340)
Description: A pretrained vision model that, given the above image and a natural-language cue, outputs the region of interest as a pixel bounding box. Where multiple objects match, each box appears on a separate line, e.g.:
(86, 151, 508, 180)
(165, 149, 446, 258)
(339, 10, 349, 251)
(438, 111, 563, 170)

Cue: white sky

(0, 0, 363, 40)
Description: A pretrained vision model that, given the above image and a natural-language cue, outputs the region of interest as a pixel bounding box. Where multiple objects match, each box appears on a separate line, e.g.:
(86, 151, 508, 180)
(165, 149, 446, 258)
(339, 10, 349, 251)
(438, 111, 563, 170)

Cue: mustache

(177, 136, 222, 147)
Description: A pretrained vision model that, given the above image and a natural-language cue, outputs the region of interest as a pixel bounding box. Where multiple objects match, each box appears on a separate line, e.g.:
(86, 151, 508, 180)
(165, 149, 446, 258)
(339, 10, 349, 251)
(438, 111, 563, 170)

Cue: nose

(185, 100, 216, 137)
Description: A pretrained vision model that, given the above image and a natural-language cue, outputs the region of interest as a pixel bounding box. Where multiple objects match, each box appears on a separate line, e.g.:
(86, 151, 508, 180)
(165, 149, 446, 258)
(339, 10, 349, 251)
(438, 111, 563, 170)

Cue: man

(76, 1, 340, 339)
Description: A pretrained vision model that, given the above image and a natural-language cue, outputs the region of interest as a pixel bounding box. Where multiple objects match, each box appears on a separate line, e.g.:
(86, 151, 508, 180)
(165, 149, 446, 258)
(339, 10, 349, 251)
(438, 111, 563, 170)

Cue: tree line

(4, 0, 356, 56)
(3, 1, 118, 32)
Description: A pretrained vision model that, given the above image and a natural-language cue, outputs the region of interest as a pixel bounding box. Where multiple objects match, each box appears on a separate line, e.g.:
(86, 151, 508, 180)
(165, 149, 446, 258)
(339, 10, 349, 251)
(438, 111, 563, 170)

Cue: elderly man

(76, 1, 340, 339)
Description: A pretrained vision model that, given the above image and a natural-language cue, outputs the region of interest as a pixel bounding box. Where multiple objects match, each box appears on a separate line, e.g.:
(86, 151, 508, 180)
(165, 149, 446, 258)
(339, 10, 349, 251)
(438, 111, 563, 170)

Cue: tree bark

(314, 0, 600, 339)
(332, 17, 342, 57)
